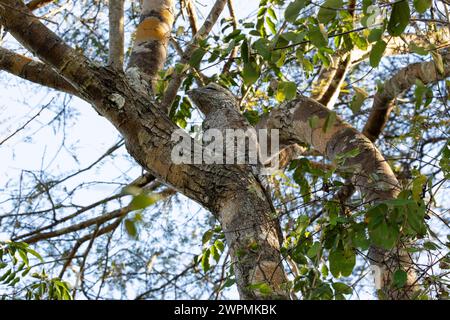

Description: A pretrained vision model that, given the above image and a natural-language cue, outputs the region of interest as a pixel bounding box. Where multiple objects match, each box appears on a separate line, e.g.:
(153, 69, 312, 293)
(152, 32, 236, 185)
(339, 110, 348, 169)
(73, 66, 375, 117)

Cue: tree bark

(0, 0, 428, 300)
(127, 0, 174, 88)
(161, 0, 228, 113)
(363, 50, 450, 142)
(108, 0, 125, 69)
(258, 95, 416, 299)
(0, 46, 78, 95)
(0, 0, 289, 299)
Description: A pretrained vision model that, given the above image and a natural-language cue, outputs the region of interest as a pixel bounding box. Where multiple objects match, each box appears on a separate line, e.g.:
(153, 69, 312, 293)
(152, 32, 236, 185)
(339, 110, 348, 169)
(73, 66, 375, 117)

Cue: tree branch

(0, 46, 79, 96)
(127, 0, 175, 88)
(108, 0, 125, 69)
(258, 95, 418, 298)
(363, 50, 450, 142)
(26, 0, 52, 11)
(310, 0, 355, 108)
(184, 0, 198, 36)
(162, 0, 227, 114)
(21, 187, 175, 244)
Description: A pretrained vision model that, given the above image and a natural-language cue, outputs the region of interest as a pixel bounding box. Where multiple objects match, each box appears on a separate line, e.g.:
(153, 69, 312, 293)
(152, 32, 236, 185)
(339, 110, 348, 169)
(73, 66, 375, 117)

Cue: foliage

(0, 241, 72, 300)
(0, 0, 448, 300)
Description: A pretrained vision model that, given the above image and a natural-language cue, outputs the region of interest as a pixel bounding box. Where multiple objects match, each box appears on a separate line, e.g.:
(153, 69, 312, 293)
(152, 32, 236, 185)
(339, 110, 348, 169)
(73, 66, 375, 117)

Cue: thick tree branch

(0, 0, 216, 206)
(26, 0, 52, 11)
(108, 0, 125, 69)
(184, 0, 199, 36)
(259, 95, 417, 299)
(0, 46, 78, 95)
(363, 50, 450, 142)
(127, 0, 174, 88)
(1, 2, 290, 299)
(161, 0, 227, 114)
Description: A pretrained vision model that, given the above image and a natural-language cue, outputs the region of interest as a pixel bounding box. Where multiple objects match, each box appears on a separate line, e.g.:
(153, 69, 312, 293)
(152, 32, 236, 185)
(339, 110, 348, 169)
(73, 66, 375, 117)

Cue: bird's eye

(206, 87, 218, 91)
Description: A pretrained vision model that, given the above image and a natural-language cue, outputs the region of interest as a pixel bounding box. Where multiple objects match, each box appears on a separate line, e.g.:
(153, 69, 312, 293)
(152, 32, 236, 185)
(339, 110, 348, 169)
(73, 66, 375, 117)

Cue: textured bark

(188, 84, 289, 299)
(310, 0, 354, 109)
(0, 0, 289, 299)
(108, 0, 125, 69)
(311, 53, 352, 109)
(311, 55, 340, 102)
(1, 0, 430, 300)
(161, 0, 227, 113)
(26, 0, 52, 11)
(185, 0, 199, 35)
(0, 46, 78, 95)
(363, 50, 450, 142)
(318, 54, 351, 108)
(127, 0, 174, 87)
(259, 96, 416, 299)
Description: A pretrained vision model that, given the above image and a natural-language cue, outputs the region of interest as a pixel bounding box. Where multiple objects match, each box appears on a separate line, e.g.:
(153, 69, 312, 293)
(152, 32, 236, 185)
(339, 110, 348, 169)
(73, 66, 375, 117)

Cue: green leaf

(329, 247, 356, 278)
(307, 241, 321, 258)
(242, 61, 260, 85)
(423, 241, 440, 251)
(368, 218, 399, 250)
(349, 32, 368, 51)
(17, 249, 29, 266)
(432, 51, 445, 75)
(321, 264, 329, 277)
(189, 48, 206, 68)
(201, 249, 211, 272)
(214, 240, 225, 252)
(266, 16, 277, 34)
(366, 203, 399, 249)
(405, 204, 427, 235)
(291, 247, 308, 265)
(241, 39, 249, 64)
(414, 79, 433, 108)
(370, 40, 387, 67)
(351, 227, 370, 250)
(249, 282, 273, 296)
(285, 0, 306, 23)
(350, 87, 369, 114)
(318, 0, 343, 24)
(368, 28, 383, 43)
(414, 0, 431, 13)
(409, 43, 428, 55)
(281, 31, 305, 43)
(323, 111, 337, 133)
(124, 219, 138, 239)
(332, 282, 353, 295)
(392, 269, 407, 288)
(440, 142, 450, 178)
(253, 38, 271, 60)
(308, 24, 328, 48)
(335, 148, 360, 163)
(293, 168, 311, 203)
(412, 174, 427, 201)
(130, 193, 157, 211)
(202, 229, 214, 245)
(276, 81, 297, 102)
(267, 7, 277, 21)
(387, 0, 410, 37)
(210, 244, 221, 262)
